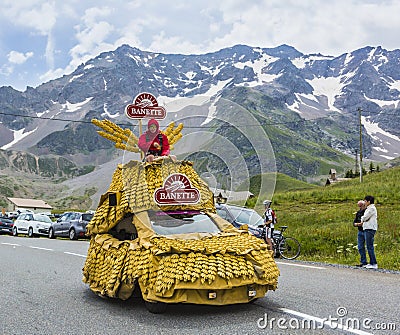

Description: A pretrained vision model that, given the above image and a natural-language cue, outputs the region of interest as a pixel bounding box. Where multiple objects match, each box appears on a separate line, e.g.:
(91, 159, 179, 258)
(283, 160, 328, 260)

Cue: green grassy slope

(255, 167, 400, 270)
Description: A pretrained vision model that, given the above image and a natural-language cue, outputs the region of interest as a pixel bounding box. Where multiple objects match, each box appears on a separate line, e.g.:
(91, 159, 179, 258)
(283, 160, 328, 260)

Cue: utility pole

(355, 149, 358, 175)
(358, 107, 363, 183)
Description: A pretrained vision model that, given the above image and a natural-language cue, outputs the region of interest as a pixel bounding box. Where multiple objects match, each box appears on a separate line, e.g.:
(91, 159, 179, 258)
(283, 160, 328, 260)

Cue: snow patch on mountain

(84, 64, 94, 70)
(362, 116, 400, 160)
(287, 74, 345, 118)
(363, 94, 400, 108)
(69, 74, 84, 83)
(287, 93, 334, 119)
(1, 127, 38, 150)
(234, 53, 279, 86)
(307, 76, 344, 112)
(101, 103, 119, 118)
(61, 97, 93, 113)
(389, 79, 400, 92)
(292, 54, 334, 69)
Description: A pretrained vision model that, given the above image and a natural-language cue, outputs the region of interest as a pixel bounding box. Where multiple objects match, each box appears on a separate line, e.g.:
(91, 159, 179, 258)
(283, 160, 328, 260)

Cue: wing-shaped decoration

(91, 119, 139, 152)
(92, 119, 184, 152)
(162, 122, 184, 151)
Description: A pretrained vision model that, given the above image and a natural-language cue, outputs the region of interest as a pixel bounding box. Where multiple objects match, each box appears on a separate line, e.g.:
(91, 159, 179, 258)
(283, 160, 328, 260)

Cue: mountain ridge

(1, 43, 399, 208)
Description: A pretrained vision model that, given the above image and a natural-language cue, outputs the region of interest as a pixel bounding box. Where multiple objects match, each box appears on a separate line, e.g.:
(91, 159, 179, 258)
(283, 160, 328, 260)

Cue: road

(1, 234, 399, 335)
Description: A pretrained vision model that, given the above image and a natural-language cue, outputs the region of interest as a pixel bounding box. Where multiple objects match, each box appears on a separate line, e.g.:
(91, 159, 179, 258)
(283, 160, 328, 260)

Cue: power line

(0, 109, 397, 129)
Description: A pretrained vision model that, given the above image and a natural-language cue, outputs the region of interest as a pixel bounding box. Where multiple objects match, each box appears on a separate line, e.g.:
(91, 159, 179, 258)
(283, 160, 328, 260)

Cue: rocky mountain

(1, 43, 399, 208)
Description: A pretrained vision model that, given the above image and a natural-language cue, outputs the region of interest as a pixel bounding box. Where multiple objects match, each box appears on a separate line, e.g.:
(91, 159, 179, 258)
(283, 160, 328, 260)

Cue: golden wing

(162, 122, 184, 151)
(91, 119, 139, 153)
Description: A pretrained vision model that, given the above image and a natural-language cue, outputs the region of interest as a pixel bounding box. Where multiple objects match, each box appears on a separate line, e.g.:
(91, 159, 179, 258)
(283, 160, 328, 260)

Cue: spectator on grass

(353, 200, 367, 267)
(360, 195, 378, 269)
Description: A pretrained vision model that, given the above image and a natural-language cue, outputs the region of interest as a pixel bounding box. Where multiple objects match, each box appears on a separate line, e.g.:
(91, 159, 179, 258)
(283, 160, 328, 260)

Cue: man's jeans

(364, 229, 377, 265)
(357, 230, 367, 265)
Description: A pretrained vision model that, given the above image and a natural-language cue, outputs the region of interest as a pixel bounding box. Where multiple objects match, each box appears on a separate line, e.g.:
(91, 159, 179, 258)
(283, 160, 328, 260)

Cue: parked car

(38, 212, 55, 219)
(216, 203, 264, 239)
(6, 211, 19, 220)
(0, 216, 14, 234)
(48, 211, 93, 240)
(13, 213, 52, 237)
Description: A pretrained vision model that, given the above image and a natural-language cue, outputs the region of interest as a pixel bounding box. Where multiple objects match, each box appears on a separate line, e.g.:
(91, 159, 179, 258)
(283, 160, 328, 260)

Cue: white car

(13, 213, 53, 237)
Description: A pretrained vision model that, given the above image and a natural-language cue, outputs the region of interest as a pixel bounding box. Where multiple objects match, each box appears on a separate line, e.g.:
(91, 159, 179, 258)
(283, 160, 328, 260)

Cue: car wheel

(144, 301, 167, 314)
(13, 227, 18, 237)
(48, 227, 55, 239)
(69, 228, 77, 240)
(28, 227, 34, 237)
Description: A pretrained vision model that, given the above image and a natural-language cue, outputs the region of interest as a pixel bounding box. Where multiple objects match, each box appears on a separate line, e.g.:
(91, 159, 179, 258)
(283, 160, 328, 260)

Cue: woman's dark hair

(364, 195, 374, 204)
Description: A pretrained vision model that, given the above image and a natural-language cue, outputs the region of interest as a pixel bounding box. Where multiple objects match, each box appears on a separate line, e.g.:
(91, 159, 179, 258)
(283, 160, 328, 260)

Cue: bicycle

(272, 226, 301, 260)
(259, 224, 301, 260)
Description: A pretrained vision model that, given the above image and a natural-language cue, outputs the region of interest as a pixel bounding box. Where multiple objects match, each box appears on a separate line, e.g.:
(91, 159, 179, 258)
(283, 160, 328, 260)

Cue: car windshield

(226, 206, 264, 228)
(33, 214, 53, 223)
(149, 210, 221, 236)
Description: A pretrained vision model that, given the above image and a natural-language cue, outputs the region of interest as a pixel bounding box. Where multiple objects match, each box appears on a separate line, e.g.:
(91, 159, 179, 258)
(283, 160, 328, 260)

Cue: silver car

(13, 213, 52, 237)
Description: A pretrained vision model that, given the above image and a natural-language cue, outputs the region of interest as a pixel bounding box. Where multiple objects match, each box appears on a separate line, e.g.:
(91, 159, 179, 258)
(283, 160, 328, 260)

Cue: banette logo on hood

(154, 173, 200, 205)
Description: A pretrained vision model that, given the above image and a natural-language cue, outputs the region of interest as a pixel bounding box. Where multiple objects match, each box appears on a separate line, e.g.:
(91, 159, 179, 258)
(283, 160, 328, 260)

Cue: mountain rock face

(1, 43, 399, 204)
(0, 150, 94, 178)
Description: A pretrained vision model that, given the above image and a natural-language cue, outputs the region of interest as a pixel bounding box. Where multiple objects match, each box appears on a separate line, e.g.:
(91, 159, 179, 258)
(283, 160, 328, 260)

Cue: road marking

(279, 308, 374, 335)
(275, 261, 326, 270)
(64, 251, 86, 258)
(29, 246, 54, 251)
(1, 242, 20, 247)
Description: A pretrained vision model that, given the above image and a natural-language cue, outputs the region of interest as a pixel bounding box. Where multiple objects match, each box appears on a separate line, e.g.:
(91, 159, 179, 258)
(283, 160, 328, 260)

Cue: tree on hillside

(369, 162, 375, 173)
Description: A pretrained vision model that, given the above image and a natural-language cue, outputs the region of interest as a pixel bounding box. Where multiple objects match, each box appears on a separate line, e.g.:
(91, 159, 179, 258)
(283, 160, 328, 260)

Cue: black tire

(69, 228, 77, 240)
(278, 237, 301, 260)
(272, 238, 281, 258)
(48, 227, 55, 239)
(144, 301, 167, 314)
(28, 227, 34, 238)
(13, 227, 18, 237)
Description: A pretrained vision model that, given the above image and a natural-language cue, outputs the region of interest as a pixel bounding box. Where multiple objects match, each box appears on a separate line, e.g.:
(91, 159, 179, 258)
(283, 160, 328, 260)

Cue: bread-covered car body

(82, 159, 279, 313)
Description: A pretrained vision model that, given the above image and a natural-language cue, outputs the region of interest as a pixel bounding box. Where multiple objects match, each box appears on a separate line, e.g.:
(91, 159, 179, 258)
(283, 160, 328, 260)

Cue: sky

(1, 0, 400, 91)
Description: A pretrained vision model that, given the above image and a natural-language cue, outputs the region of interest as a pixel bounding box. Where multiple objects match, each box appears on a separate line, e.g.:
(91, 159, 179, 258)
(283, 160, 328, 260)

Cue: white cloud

(2, 0, 400, 90)
(7, 51, 34, 64)
(148, 31, 203, 55)
(3, 1, 57, 35)
(69, 7, 115, 64)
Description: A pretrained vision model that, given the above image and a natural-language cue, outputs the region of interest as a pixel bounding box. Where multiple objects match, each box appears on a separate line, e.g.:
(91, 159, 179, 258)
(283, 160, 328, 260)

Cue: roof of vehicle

(216, 203, 251, 210)
(86, 160, 215, 235)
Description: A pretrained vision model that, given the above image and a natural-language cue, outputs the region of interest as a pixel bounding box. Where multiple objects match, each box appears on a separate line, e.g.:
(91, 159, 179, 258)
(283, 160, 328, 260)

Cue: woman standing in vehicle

(138, 119, 170, 162)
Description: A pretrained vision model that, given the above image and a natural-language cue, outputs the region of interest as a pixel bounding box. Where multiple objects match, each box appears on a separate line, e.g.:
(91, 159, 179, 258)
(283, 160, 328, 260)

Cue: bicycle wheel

(278, 237, 301, 260)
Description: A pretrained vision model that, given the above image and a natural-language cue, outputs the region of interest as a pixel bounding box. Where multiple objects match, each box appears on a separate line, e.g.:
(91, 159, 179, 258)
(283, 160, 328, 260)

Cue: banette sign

(125, 92, 166, 120)
(154, 173, 200, 205)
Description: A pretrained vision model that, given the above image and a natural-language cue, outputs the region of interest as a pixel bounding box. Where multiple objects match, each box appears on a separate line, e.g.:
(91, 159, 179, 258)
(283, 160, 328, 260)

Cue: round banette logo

(154, 173, 200, 205)
(125, 92, 166, 119)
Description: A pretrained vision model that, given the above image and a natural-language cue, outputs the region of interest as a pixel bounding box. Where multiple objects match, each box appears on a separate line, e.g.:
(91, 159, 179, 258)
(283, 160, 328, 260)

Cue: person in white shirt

(360, 195, 378, 269)
(263, 200, 277, 255)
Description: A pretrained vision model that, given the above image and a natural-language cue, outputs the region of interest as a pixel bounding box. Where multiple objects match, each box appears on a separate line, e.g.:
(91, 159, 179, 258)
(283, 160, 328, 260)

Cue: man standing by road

(353, 200, 367, 267)
(360, 195, 378, 269)
(263, 200, 277, 255)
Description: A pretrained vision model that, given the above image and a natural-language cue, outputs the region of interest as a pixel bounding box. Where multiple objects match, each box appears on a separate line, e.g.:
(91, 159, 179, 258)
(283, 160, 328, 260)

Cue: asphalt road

(1, 234, 399, 335)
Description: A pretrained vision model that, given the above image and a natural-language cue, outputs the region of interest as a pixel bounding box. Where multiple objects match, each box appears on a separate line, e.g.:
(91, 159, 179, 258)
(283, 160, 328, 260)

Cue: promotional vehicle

(83, 110, 279, 313)
(13, 213, 52, 237)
